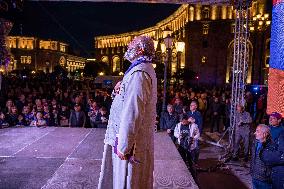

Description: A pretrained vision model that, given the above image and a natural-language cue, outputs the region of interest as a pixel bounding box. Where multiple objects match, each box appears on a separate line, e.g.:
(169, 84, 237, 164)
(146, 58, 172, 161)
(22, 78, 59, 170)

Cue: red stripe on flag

(273, 0, 284, 6)
(267, 68, 284, 117)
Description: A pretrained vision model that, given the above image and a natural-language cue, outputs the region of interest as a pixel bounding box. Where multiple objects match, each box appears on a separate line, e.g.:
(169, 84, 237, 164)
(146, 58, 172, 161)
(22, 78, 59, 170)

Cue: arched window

(112, 56, 120, 72)
(226, 40, 253, 84)
(202, 7, 210, 19)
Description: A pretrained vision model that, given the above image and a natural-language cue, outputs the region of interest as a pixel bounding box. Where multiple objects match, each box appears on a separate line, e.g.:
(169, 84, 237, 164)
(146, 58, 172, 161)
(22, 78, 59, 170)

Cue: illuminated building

(6, 36, 86, 73)
(94, 0, 271, 86)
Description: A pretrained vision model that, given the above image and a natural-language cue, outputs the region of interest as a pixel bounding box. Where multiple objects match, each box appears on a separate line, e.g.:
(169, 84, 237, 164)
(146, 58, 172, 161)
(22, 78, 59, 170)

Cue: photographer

(174, 114, 200, 166)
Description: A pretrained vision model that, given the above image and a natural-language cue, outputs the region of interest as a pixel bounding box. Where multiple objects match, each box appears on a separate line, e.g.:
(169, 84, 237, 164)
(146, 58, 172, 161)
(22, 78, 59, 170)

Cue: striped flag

(267, 0, 284, 117)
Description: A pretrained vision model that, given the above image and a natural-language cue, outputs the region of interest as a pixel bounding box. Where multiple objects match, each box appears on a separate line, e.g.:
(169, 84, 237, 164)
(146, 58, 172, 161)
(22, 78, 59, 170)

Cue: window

(202, 7, 210, 19)
(203, 23, 209, 35)
(201, 56, 207, 63)
(20, 56, 32, 64)
(60, 44, 66, 52)
(231, 23, 235, 33)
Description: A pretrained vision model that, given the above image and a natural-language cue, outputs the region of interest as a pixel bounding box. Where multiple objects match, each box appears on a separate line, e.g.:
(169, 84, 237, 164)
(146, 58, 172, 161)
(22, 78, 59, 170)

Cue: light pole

(175, 39, 185, 85)
(162, 27, 173, 112)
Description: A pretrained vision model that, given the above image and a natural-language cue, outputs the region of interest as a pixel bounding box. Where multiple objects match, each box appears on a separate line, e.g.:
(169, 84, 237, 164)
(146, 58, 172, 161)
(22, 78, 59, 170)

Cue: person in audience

(173, 97, 183, 115)
(187, 101, 203, 134)
(174, 115, 200, 169)
(209, 96, 222, 133)
(30, 112, 47, 127)
(160, 104, 179, 142)
(43, 105, 55, 126)
(0, 111, 9, 128)
(232, 104, 252, 162)
(88, 101, 100, 128)
(69, 104, 86, 127)
(22, 105, 34, 126)
(5, 99, 14, 114)
(251, 124, 272, 189)
(95, 107, 109, 128)
(6, 106, 19, 126)
(261, 113, 284, 189)
(58, 104, 70, 127)
(268, 112, 284, 142)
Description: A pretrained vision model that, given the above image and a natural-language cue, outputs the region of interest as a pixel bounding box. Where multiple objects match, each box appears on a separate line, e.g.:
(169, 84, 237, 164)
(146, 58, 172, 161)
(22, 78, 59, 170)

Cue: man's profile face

(254, 126, 265, 141)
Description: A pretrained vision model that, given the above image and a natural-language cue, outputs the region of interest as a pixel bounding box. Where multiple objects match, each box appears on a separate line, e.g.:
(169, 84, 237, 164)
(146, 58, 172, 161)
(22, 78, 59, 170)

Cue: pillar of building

(267, 0, 284, 116)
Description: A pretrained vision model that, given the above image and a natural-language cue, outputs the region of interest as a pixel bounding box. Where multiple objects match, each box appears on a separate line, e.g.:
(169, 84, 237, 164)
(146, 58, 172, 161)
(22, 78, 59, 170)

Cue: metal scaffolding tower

(228, 0, 252, 151)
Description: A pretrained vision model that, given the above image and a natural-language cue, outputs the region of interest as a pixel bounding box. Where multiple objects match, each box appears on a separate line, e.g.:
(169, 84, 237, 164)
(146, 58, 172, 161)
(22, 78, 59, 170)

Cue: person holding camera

(174, 114, 200, 166)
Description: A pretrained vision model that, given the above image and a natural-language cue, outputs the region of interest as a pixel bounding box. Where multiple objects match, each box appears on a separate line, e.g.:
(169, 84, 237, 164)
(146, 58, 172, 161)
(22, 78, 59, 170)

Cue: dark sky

(9, 2, 180, 57)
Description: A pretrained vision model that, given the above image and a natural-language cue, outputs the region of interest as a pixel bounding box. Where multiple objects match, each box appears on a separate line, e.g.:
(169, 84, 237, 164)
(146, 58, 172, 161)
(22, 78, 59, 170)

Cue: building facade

(6, 36, 86, 73)
(94, 0, 271, 86)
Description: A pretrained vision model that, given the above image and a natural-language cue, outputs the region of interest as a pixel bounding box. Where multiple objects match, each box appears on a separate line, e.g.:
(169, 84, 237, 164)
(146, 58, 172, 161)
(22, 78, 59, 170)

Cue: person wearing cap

(99, 36, 157, 189)
(268, 112, 284, 142)
(232, 103, 252, 161)
(260, 112, 284, 189)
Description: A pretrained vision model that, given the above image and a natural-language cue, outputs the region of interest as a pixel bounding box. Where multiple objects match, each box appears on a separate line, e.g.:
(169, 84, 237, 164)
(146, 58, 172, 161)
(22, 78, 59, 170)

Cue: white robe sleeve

(117, 71, 151, 155)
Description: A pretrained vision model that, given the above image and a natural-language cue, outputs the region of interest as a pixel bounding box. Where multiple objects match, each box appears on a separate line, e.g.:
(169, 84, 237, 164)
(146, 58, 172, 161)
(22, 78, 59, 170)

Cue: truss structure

(228, 0, 252, 150)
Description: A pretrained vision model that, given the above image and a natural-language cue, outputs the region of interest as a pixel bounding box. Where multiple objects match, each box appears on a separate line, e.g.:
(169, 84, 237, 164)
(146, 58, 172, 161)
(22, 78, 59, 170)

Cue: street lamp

(162, 27, 173, 112)
(175, 39, 185, 84)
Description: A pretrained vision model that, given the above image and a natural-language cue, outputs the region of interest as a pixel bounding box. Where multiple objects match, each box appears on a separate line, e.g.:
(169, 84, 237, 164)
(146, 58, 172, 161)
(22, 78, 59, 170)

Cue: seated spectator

(30, 112, 47, 127)
(88, 101, 99, 128)
(95, 107, 109, 128)
(58, 104, 70, 127)
(5, 99, 14, 114)
(43, 105, 55, 126)
(0, 112, 9, 128)
(52, 109, 59, 126)
(69, 104, 86, 127)
(251, 124, 272, 189)
(6, 106, 19, 126)
(16, 114, 27, 126)
(160, 104, 179, 142)
(22, 105, 34, 126)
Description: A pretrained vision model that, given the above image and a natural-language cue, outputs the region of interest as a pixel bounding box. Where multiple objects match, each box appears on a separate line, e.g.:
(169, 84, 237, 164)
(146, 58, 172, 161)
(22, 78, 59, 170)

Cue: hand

(167, 129, 172, 134)
(117, 151, 127, 160)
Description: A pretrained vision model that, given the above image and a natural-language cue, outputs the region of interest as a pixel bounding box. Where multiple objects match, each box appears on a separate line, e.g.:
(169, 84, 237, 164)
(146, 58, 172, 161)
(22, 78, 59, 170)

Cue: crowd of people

(0, 76, 112, 128)
(157, 86, 284, 189)
(0, 75, 283, 188)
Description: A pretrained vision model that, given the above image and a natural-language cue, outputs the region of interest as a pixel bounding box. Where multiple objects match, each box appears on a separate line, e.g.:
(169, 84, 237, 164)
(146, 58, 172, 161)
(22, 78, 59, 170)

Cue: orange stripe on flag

(267, 68, 284, 117)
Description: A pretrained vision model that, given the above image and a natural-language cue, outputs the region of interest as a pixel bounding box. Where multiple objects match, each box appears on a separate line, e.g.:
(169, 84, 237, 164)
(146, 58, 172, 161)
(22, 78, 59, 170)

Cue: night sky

(9, 2, 180, 57)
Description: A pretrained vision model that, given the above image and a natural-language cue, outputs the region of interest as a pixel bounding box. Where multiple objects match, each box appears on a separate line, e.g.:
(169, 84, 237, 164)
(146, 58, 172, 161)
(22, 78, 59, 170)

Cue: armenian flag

(267, 0, 284, 117)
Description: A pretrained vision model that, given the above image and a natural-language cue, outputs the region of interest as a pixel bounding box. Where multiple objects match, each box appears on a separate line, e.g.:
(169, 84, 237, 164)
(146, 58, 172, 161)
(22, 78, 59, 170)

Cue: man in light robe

(98, 36, 157, 189)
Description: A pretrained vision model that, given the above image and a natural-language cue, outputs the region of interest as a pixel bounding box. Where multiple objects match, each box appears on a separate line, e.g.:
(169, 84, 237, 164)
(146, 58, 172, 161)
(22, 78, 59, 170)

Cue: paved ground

(0, 127, 197, 189)
(196, 131, 252, 189)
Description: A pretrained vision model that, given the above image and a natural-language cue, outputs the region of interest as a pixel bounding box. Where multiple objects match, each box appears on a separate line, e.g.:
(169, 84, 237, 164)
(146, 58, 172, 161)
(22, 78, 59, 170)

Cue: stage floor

(0, 127, 197, 189)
